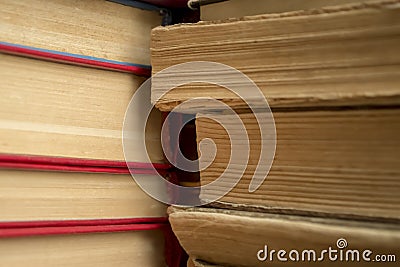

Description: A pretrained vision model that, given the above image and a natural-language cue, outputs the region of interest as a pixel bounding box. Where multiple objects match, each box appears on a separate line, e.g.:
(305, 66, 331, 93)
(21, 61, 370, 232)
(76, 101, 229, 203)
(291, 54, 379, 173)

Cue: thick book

(200, 0, 363, 20)
(195, 108, 400, 220)
(151, 0, 400, 112)
(169, 206, 400, 267)
(0, 223, 166, 267)
(0, 0, 162, 69)
(0, 53, 163, 163)
(0, 167, 167, 222)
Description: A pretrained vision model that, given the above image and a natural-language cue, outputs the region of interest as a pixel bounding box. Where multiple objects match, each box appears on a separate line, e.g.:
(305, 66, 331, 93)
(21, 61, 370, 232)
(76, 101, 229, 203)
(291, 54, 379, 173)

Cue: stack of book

(150, 0, 400, 266)
(0, 0, 179, 266)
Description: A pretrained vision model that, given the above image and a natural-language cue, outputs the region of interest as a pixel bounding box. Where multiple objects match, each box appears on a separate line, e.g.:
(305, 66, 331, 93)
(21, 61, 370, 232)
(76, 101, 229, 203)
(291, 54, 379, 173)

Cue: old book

(0, 168, 167, 221)
(0, 0, 161, 67)
(196, 108, 400, 220)
(0, 53, 163, 162)
(151, 0, 400, 112)
(200, 0, 363, 20)
(169, 206, 400, 267)
(0, 228, 165, 267)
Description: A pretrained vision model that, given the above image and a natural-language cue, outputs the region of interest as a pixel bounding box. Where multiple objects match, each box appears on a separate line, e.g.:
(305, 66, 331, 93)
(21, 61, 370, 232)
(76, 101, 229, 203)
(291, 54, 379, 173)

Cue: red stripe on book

(0, 161, 132, 174)
(0, 218, 167, 229)
(0, 223, 166, 238)
(0, 154, 170, 171)
(0, 43, 151, 77)
(0, 161, 171, 175)
(0, 154, 170, 169)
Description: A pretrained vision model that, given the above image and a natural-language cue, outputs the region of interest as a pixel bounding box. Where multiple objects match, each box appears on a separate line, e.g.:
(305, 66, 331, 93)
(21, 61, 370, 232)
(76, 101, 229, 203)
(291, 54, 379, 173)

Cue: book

(169, 206, 400, 267)
(151, 0, 400, 112)
(0, 168, 167, 221)
(0, 53, 163, 163)
(1, 1, 183, 266)
(196, 108, 400, 220)
(0, 0, 162, 68)
(200, 0, 364, 20)
(0, 226, 166, 267)
(149, 1, 400, 265)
